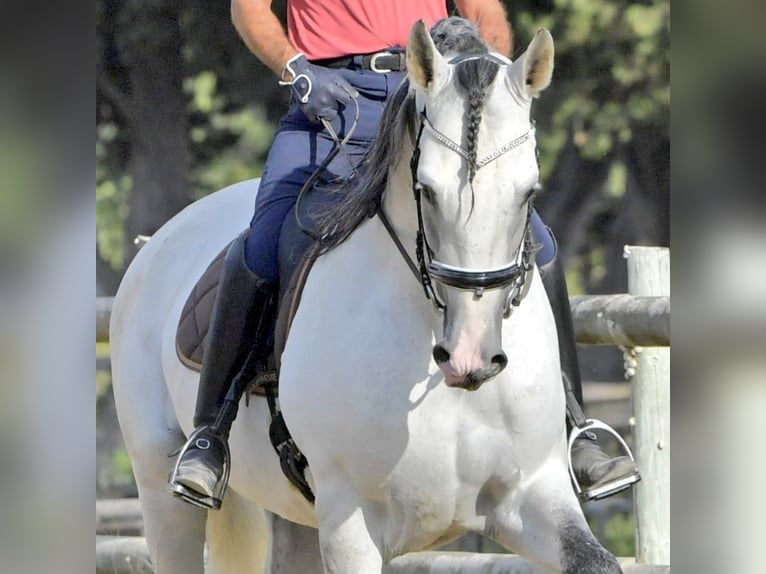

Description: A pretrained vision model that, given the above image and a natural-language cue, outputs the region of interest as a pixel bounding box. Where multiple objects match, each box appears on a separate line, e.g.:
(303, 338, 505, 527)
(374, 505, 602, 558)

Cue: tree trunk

(117, 0, 190, 265)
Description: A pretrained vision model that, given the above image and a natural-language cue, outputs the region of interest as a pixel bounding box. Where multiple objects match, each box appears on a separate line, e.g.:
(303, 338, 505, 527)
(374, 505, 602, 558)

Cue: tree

(96, 0, 281, 288)
(505, 0, 669, 293)
(97, 0, 189, 275)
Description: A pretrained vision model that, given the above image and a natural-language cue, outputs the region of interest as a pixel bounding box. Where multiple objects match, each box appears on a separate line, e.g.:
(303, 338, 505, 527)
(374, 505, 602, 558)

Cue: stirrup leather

(567, 419, 641, 502)
(167, 426, 232, 510)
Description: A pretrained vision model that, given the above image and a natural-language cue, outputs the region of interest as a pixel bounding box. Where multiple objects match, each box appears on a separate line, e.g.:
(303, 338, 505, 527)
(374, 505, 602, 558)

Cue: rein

(377, 107, 537, 318)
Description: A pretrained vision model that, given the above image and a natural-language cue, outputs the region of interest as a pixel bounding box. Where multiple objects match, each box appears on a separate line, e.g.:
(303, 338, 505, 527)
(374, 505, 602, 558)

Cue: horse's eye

(420, 184, 436, 205)
(525, 182, 542, 202)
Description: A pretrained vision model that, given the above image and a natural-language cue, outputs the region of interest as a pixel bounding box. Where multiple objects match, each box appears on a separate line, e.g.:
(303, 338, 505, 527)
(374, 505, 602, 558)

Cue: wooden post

(625, 246, 670, 565)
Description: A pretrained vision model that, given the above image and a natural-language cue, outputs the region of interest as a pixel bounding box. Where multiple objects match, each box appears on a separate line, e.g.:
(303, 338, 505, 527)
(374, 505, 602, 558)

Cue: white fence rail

(96, 245, 670, 573)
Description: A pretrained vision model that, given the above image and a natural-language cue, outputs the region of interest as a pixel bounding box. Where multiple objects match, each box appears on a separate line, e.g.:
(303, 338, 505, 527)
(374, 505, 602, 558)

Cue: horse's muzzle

(433, 344, 508, 390)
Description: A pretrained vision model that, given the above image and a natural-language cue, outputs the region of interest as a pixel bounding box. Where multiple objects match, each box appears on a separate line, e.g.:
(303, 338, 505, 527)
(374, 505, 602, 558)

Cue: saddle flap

(175, 243, 228, 371)
(175, 234, 323, 388)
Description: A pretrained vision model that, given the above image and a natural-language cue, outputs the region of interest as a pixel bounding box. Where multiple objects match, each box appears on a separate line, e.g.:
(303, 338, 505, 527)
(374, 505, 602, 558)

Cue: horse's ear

(508, 28, 554, 99)
(407, 20, 449, 93)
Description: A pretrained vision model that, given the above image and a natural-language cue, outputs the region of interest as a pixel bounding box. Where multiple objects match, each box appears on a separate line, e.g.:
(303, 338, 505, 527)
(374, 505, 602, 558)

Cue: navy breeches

(245, 69, 406, 281)
(244, 69, 555, 282)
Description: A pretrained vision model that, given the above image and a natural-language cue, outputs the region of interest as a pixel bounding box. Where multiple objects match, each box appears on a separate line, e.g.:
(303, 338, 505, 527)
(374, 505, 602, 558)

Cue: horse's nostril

(491, 352, 508, 371)
(432, 344, 451, 364)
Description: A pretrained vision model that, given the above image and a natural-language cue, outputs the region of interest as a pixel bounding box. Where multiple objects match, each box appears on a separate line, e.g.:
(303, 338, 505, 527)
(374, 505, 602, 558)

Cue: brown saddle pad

(175, 245, 227, 371)
(175, 234, 322, 381)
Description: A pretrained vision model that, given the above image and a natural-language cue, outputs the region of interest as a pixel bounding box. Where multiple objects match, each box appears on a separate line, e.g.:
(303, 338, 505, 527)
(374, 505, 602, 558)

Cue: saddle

(174, 235, 322, 396)
(175, 178, 339, 383)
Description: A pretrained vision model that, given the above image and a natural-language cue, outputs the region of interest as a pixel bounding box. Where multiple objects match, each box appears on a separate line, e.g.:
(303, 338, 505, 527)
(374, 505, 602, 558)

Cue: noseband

(377, 58, 537, 317)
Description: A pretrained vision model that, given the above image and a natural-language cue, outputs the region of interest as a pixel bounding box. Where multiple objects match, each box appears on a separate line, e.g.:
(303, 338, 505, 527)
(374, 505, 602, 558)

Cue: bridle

(377, 55, 538, 318)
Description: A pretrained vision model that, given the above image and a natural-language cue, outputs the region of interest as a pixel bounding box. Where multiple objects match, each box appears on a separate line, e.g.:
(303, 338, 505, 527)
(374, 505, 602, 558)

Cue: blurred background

(95, 0, 669, 556)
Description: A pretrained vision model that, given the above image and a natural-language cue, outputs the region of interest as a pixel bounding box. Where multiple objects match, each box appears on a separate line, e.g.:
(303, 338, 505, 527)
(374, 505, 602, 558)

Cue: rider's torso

(287, 0, 447, 60)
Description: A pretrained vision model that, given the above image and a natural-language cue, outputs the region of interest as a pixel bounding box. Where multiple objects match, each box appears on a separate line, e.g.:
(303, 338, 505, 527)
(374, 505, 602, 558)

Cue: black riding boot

(539, 252, 639, 498)
(168, 233, 277, 510)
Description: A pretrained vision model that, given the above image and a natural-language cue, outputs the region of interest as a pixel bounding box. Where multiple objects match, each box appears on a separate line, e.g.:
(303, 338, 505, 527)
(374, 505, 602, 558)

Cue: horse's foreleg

(136, 479, 207, 574)
(121, 419, 207, 573)
(112, 330, 208, 573)
(315, 484, 383, 574)
(487, 468, 622, 574)
(205, 488, 270, 574)
(267, 513, 324, 573)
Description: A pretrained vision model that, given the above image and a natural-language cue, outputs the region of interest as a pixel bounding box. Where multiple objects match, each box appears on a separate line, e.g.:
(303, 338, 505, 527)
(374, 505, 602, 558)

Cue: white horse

(111, 20, 622, 574)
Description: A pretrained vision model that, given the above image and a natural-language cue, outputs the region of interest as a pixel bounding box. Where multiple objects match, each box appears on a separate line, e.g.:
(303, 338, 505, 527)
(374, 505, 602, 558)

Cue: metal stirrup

(567, 419, 641, 502)
(167, 426, 231, 510)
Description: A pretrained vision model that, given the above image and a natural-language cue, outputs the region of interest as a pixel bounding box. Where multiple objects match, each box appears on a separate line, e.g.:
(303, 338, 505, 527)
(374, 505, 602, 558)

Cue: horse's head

(406, 19, 554, 390)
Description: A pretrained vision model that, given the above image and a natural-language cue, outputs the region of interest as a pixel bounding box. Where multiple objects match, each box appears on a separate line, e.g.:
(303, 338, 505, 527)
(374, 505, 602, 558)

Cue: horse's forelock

(430, 17, 486, 56)
(432, 17, 500, 183)
(455, 59, 501, 183)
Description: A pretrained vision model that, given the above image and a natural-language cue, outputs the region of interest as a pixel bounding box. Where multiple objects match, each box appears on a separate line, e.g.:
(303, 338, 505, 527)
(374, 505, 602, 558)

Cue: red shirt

(287, 0, 447, 61)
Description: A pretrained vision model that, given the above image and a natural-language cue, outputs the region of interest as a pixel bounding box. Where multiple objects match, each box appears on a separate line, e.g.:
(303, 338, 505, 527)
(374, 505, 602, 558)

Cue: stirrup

(567, 419, 641, 502)
(167, 426, 232, 510)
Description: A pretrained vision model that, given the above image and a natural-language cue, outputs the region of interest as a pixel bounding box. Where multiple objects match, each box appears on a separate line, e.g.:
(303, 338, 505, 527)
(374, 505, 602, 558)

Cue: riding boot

(539, 252, 639, 497)
(168, 233, 277, 510)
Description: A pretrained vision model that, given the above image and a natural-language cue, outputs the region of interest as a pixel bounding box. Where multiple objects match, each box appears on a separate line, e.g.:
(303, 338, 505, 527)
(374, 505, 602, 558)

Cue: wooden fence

(96, 245, 670, 573)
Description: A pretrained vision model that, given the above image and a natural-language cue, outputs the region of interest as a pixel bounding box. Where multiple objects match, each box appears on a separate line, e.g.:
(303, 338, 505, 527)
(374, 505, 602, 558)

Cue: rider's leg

(170, 78, 393, 509)
(169, 106, 336, 510)
(531, 212, 639, 496)
(169, 232, 278, 509)
(245, 73, 393, 282)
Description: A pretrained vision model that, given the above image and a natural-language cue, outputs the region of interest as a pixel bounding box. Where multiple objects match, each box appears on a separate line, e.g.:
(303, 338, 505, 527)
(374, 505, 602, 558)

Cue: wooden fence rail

(96, 294, 670, 346)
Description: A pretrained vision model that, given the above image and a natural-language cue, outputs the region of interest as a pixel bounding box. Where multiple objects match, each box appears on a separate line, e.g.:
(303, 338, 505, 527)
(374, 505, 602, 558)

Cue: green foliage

(111, 448, 135, 483)
(0, 110, 46, 258)
(96, 182, 129, 270)
(185, 71, 275, 199)
(96, 370, 111, 401)
(604, 160, 627, 199)
(96, 61, 277, 271)
(587, 510, 636, 557)
(603, 512, 636, 557)
(510, 0, 669, 175)
(96, 118, 130, 269)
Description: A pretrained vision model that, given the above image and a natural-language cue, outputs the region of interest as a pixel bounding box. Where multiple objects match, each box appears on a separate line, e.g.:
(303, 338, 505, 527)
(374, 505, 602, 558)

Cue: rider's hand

(280, 54, 358, 123)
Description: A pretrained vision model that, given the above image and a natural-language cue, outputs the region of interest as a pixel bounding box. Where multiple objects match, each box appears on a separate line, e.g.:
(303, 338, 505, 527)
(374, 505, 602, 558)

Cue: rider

(169, 0, 639, 509)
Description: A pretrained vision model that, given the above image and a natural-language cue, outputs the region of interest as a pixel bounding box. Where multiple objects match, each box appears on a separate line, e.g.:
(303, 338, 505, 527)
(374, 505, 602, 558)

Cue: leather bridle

(377, 101, 537, 318)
